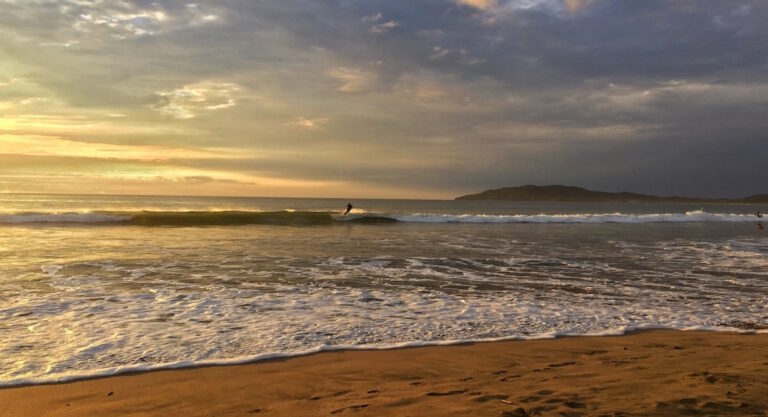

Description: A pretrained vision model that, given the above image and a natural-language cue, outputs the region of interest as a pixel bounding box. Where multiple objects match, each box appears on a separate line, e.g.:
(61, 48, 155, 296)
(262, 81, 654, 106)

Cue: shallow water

(1, 194, 766, 386)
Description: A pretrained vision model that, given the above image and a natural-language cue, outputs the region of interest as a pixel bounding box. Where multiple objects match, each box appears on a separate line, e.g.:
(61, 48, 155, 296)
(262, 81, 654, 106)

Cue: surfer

(343, 202, 353, 216)
(757, 211, 763, 218)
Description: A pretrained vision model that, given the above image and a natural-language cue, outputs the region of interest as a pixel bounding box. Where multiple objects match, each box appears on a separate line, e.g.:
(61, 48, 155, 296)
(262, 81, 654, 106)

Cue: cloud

(394, 71, 458, 104)
(370, 20, 399, 33)
(39, 39, 80, 48)
(563, 0, 596, 13)
(153, 81, 241, 119)
(456, 0, 497, 10)
(361, 13, 382, 22)
(5, 0, 226, 41)
(429, 46, 453, 60)
(430, 46, 485, 65)
(18, 97, 47, 105)
(0, 134, 241, 161)
(75, 9, 169, 38)
(329, 68, 376, 93)
(731, 5, 752, 17)
(2, 0, 768, 198)
(289, 117, 328, 130)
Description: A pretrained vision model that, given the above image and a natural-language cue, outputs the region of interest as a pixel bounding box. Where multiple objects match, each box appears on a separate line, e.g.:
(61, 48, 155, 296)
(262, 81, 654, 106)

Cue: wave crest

(0, 210, 757, 226)
(394, 211, 754, 224)
(0, 212, 129, 224)
(130, 211, 335, 226)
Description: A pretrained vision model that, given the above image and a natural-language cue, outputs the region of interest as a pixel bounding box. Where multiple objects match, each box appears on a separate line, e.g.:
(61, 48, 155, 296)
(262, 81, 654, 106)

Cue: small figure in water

(343, 202, 353, 216)
(757, 211, 764, 218)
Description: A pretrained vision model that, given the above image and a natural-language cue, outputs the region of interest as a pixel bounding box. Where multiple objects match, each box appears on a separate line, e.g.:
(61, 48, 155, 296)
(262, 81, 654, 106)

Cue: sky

(1, 0, 767, 199)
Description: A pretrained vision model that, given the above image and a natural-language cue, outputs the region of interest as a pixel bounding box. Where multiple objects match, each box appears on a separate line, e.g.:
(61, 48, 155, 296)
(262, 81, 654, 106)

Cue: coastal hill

(455, 185, 768, 203)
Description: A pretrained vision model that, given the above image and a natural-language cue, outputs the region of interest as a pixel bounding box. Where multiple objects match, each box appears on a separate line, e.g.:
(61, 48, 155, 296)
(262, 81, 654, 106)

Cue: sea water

(1, 194, 766, 386)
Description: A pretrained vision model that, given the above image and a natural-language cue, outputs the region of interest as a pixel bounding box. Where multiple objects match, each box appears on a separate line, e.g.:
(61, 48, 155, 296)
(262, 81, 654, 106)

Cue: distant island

(455, 185, 768, 203)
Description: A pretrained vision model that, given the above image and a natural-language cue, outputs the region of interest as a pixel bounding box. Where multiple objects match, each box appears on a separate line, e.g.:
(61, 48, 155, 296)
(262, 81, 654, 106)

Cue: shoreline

(3, 330, 767, 416)
(4, 326, 765, 389)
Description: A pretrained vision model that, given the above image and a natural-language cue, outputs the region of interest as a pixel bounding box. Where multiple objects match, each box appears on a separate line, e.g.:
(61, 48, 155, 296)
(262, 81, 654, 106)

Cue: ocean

(1, 194, 766, 387)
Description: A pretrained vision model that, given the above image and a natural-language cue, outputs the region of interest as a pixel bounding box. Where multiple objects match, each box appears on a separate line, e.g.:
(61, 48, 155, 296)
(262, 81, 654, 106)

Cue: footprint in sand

(546, 361, 577, 368)
(656, 397, 764, 415)
(564, 400, 587, 409)
(519, 395, 541, 403)
(426, 389, 467, 396)
(330, 404, 369, 414)
(308, 390, 350, 401)
(500, 407, 529, 417)
(541, 397, 587, 409)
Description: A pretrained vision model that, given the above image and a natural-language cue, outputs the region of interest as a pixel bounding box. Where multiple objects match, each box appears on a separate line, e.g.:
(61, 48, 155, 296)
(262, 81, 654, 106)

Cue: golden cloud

(456, 0, 497, 9)
(564, 0, 596, 13)
(153, 81, 241, 119)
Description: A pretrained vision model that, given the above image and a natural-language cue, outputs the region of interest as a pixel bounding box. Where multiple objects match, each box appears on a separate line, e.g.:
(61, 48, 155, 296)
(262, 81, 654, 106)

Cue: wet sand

(2, 330, 767, 416)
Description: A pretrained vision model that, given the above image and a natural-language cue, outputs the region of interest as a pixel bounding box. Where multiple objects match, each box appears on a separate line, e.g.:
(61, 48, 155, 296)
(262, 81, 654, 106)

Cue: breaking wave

(0, 212, 130, 224)
(0, 209, 757, 226)
(393, 210, 755, 224)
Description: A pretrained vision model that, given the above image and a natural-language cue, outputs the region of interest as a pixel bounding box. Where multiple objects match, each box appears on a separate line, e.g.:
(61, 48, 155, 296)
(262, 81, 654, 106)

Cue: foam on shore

(4, 325, 765, 388)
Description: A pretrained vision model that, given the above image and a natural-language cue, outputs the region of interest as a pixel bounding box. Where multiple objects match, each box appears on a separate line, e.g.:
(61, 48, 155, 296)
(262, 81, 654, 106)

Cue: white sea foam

(1, 202, 766, 388)
(4, 324, 764, 388)
(3, 248, 766, 387)
(394, 210, 754, 224)
(0, 212, 129, 224)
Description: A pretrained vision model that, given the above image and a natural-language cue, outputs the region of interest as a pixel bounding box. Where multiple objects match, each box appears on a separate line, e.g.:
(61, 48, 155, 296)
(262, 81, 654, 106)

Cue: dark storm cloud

(1, 0, 766, 197)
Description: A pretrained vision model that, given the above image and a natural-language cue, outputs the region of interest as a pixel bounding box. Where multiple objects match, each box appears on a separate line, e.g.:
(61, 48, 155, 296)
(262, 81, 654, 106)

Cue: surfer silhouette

(757, 211, 763, 218)
(343, 203, 353, 216)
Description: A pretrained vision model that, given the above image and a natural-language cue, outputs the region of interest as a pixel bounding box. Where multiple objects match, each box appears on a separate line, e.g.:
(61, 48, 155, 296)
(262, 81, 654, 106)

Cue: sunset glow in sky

(1, 0, 766, 198)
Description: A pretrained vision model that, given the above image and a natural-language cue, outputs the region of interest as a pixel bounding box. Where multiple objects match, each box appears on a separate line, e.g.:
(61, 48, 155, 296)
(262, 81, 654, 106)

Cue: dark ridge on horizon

(455, 185, 768, 203)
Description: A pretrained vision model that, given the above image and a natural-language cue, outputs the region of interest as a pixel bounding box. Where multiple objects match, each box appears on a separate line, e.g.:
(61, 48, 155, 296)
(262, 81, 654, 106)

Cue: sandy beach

(2, 330, 767, 416)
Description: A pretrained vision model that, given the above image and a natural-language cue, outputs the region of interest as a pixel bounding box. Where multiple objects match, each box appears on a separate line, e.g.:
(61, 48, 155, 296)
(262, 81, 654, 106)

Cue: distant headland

(455, 185, 768, 203)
